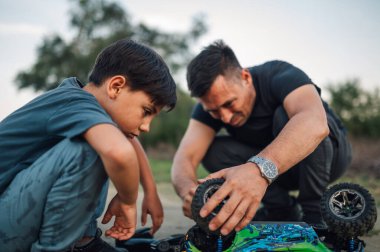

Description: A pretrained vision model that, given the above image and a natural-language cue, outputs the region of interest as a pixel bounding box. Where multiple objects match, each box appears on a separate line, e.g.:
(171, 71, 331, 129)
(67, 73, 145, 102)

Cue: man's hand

(102, 194, 137, 240)
(141, 190, 164, 235)
(181, 185, 198, 219)
(198, 163, 268, 236)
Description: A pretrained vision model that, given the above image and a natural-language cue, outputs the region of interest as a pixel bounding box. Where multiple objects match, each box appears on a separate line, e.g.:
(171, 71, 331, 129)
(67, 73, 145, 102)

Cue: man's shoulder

(250, 60, 292, 71)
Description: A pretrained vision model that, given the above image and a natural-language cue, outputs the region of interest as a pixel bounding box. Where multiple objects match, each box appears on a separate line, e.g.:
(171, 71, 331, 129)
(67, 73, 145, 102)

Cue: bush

(327, 79, 380, 138)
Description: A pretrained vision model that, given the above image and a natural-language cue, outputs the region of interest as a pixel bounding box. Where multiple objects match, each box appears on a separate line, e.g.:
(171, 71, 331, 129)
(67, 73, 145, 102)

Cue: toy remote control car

(117, 178, 377, 252)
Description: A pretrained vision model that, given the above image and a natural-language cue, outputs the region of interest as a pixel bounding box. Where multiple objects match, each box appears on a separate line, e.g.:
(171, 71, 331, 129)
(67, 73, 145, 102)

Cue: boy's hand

(141, 190, 164, 235)
(102, 194, 137, 240)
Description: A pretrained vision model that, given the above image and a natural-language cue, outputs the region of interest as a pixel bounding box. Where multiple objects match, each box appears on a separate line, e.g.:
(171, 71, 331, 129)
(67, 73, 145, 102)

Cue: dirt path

(100, 183, 380, 251)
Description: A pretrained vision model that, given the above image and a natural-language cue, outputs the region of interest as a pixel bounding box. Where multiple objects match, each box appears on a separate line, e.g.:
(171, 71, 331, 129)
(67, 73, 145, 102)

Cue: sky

(1, 0, 380, 120)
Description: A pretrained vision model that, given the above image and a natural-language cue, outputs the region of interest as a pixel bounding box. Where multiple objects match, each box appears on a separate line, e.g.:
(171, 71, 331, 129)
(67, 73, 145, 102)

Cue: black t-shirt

(192, 60, 343, 148)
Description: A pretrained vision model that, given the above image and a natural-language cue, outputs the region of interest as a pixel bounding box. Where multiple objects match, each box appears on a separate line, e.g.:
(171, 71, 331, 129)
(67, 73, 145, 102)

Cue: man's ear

(106, 75, 127, 99)
(241, 69, 252, 86)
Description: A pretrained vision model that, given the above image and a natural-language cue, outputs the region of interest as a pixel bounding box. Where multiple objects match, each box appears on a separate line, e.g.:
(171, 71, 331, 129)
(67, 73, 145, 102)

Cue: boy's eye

(143, 108, 152, 116)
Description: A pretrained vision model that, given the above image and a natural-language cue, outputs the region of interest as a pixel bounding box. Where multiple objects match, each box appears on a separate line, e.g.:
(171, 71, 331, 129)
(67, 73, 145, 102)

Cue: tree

(15, 0, 207, 148)
(327, 79, 380, 138)
(15, 0, 207, 91)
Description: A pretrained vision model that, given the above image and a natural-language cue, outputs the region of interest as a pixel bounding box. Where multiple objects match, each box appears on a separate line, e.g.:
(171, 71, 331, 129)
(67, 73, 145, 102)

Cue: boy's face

(101, 76, 161, 139)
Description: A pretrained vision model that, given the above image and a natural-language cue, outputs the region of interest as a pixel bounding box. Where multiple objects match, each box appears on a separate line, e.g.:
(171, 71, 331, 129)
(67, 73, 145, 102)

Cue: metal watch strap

(247, 155, 278, 184)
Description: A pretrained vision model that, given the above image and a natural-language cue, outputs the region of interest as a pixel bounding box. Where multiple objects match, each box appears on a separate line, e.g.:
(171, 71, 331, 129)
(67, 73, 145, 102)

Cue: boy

(0, 39, 177, 251)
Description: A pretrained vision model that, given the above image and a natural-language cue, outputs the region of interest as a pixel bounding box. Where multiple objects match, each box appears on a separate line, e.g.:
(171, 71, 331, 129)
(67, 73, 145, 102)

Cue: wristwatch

(247, 156, 278, 184)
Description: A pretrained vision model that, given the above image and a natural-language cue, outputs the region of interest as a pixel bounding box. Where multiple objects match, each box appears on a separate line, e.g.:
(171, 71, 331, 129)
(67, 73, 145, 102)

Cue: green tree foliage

(327, 79, 380, 138)
(14, 0, 206, 148)
(16, 0, 206, 90)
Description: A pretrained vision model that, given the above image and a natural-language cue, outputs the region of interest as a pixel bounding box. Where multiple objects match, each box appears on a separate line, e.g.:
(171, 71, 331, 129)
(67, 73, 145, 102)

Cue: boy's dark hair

(89, 39, 176, 110)
(187, 40, 242, 97)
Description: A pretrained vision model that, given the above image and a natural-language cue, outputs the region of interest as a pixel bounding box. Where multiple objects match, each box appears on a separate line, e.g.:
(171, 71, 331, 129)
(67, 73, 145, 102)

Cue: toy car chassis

(117, 179, 377, 252)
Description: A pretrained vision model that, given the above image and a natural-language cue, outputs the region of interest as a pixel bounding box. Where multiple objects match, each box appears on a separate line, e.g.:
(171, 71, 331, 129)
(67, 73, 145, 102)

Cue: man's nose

(220, 108, 233, 124)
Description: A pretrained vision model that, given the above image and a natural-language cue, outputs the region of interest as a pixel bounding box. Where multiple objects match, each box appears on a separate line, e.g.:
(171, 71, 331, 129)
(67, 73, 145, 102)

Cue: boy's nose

(139, 122, 150, 133)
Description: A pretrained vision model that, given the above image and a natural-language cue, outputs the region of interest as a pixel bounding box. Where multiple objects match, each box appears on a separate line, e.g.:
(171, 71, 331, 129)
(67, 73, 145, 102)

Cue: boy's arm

(83, 123, 139, 239)
(129, 137, 164, 234)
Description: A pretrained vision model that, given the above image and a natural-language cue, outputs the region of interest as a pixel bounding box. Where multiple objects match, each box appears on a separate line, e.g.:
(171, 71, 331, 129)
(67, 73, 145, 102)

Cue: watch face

(263, 161, 278, 179)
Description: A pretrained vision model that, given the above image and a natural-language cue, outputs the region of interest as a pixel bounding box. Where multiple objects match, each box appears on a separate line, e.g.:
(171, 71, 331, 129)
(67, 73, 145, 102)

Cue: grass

(149, 158, 208, 183)
(150, 158, 380, 206)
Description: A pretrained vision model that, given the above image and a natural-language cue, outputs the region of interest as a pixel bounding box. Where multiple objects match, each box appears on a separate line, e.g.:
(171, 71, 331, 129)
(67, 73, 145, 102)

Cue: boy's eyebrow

(150, 104, 158, 114)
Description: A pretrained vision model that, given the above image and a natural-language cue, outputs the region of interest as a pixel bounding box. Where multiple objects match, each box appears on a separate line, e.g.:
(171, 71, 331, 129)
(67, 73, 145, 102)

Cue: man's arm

(128, 137, 164, 234)
(260, 84, 329, 172)
(201, 84, 330, 235)
(171, 119, 216, 218)
(84, 123, 139, 239)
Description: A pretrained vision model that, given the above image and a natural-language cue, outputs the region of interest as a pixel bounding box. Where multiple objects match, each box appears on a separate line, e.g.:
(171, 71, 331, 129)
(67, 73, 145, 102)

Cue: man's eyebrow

(205, 98, 236, 112)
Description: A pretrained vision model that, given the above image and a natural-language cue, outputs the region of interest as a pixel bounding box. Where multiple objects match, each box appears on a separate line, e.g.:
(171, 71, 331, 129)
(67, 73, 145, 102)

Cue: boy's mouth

(127, 133, 138, 139)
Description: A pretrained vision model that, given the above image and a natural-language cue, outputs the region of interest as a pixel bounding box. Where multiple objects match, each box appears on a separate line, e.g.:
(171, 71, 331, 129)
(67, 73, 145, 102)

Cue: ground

(100, 183, 380, 251)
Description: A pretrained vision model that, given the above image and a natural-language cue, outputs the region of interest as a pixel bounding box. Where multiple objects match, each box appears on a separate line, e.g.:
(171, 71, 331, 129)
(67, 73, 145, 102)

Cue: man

(171, 40, 351, 236)
(0, 39, 176, 251)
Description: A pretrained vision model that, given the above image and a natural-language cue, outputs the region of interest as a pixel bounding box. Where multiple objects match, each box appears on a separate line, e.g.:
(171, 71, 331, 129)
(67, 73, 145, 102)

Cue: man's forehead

(198, 96, 232, 112)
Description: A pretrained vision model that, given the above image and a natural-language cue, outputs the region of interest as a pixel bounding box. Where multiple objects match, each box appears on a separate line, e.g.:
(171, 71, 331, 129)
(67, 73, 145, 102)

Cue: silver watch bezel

(247, 156, 278, 184)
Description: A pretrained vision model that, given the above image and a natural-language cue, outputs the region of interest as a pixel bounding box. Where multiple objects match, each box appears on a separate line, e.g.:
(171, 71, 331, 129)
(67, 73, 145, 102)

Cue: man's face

(107, 86, 161, 139)
(199, 69, 255, 127)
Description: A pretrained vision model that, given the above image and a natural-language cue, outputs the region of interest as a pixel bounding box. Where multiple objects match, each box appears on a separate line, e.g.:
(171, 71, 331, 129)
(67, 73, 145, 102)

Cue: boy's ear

(106, 75, 127, 99)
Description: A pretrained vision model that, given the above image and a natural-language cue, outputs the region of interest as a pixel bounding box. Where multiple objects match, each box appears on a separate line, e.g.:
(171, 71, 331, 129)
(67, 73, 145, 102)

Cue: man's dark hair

(89, 39, 176, 110)
(187, 40, 242, 97)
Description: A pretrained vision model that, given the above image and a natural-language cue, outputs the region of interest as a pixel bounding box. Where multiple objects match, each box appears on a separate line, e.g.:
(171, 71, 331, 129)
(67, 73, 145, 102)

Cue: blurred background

(1, 0, 379, 242)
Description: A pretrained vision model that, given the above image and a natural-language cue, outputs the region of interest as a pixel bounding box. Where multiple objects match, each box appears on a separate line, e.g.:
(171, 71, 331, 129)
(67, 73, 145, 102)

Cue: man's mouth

(230, 114, 241, 126)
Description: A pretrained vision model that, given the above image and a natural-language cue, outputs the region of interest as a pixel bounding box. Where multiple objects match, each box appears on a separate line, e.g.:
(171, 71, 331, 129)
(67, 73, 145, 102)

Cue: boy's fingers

(141, 210, 147, 226)
(101, 212, 112, 224)
(151, 215, 163, 234)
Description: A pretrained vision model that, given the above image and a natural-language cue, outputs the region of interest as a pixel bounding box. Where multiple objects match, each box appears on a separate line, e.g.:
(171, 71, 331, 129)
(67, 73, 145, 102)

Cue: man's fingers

(200, 183, 231, 218)
(189, 186, 197, 196)
(207, 191, 242, 232)
(235, 203, 259, 232)
(219, 199, 251, 235)
(198, 169, 227, 183)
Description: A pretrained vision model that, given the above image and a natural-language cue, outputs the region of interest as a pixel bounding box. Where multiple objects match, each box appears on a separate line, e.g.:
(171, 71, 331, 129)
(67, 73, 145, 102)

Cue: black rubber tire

(321, 182, 377, 239)
(191, 178, 226, 234)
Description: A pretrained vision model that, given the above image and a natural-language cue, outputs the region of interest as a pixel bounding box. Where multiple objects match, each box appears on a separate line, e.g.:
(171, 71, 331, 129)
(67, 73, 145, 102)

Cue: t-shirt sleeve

(191, 103, 223, 132)
(47, 95, 116, 138)
(270, 61, 318, 103)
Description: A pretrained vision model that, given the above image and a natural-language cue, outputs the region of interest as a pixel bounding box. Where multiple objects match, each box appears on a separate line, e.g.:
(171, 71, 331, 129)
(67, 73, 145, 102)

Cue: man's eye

(209, 111, 220, 119)
(224, 101, 233, 108)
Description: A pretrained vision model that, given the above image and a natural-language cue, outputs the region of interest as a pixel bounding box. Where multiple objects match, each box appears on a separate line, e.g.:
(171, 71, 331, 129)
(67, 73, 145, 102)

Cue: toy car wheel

(321, 182, 377, 238)
(191, 178, 226, 234)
